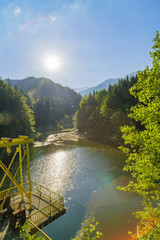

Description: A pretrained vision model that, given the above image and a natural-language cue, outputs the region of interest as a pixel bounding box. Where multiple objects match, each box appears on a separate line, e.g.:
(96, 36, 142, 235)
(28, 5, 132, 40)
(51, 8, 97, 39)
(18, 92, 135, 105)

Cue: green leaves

(20, 218, 102, 240)
(119, 31, 160, 238)
(72, 217, 102, 240)
(0, 80, 35, 138)
(74, 77, 137, 146)
(20, 221, 45, 240)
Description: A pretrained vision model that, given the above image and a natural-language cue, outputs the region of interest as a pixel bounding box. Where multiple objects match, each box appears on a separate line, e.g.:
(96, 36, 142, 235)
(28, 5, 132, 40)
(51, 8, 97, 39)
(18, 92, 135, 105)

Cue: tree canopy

(0, 78, 82, 139)
(119, 31, 160, 238)
(0, 80, 35, 138)
(74, 75, 138, 146)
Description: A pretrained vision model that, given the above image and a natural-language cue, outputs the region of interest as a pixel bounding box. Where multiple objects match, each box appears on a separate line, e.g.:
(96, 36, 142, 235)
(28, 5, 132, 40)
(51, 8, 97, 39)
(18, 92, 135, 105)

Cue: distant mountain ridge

(4, 76, 81, 109)
(74, 86, 90, 92)
(79, 71, 137, 96)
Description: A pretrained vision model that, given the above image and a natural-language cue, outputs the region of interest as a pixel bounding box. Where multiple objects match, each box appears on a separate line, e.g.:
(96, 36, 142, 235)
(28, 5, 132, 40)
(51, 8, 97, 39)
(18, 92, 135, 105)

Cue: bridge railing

(27, 197, 64, 224)
(0, 181, 65, 239)
(0, 181, 64, 212)
(31, 181, 63, 202)
(0, 185, 18, 201)
(27, 181, 64, 224)
(0, 181, 30, 203)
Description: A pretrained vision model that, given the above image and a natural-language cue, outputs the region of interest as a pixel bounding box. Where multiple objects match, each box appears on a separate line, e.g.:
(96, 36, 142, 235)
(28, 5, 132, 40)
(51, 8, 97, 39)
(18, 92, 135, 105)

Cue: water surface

(26, 140, 141, 240)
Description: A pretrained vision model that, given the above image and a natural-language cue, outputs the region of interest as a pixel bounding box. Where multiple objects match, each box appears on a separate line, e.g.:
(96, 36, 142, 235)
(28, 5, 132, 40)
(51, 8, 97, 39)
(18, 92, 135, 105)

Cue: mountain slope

(80, 78, 119, 96)
(5, 77, 81, 108)
(79, 71, 137, 96)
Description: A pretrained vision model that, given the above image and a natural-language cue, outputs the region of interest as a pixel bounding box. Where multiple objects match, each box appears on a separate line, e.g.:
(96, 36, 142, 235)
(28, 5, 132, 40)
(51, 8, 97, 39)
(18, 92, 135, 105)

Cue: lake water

(25, 139, 141, 240)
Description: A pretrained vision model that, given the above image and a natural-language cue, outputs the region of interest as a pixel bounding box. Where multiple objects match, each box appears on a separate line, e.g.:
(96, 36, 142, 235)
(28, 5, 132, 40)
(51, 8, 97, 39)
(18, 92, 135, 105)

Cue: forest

(0, 77, 81, 139)
(74, 74, 139, 146)
(0, 73, 143, 145)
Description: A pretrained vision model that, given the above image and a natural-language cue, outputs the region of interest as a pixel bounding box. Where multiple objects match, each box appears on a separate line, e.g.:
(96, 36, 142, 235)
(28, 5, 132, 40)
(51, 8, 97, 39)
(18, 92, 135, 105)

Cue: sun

(44, 55, 61, 72)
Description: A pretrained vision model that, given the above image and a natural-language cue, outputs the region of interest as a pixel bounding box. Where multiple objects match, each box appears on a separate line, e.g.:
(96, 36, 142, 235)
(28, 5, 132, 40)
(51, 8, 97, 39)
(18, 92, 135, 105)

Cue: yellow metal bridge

(0, 136, 66, 240)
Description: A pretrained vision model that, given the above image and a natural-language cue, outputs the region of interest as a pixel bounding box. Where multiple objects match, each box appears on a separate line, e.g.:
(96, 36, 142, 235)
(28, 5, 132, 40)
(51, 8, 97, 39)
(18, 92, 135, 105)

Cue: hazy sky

(0, 0, 160, 88)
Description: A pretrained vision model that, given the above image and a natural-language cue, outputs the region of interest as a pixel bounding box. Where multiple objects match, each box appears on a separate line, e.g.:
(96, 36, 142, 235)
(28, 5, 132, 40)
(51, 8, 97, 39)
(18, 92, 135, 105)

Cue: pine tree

(0, 80, 35, 137)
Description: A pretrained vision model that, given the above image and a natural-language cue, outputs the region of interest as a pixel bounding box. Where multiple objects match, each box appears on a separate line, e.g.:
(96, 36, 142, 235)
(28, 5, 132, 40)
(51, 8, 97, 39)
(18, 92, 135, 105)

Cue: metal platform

(0, 181, 66, 239)
(0, 136, 66, 240)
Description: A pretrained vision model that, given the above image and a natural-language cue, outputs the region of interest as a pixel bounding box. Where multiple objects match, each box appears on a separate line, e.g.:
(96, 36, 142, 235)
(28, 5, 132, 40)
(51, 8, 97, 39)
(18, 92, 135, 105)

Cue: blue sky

(0, 0, 160, 88)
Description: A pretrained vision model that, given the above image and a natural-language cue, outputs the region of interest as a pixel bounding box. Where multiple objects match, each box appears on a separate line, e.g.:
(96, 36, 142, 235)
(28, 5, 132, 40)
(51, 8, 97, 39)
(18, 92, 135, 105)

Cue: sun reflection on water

(31, 149, 76, 195)
(29, 145, 140, 240)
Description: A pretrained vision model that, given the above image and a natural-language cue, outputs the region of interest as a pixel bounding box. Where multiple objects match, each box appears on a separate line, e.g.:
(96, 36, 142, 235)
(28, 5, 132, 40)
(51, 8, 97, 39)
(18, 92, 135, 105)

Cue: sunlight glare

(44, 55, 61, 72)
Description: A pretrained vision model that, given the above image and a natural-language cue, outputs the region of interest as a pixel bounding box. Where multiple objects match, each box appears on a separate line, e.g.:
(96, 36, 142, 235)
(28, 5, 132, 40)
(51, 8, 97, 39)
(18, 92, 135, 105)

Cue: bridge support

(0, 136, 33, 211)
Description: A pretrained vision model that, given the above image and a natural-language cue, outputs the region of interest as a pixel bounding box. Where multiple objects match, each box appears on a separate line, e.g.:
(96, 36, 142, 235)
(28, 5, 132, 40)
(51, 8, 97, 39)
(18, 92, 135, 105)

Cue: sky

(0, 0, 160, 89)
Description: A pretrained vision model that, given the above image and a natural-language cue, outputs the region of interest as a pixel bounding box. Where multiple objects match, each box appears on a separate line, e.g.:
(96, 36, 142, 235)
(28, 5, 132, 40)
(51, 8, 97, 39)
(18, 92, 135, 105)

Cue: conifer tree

(0, 80, 35, 138)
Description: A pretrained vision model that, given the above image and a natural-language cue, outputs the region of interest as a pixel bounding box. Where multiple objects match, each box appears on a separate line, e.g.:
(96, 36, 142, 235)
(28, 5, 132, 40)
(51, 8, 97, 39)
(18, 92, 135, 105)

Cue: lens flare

(0, 112, 12, 125)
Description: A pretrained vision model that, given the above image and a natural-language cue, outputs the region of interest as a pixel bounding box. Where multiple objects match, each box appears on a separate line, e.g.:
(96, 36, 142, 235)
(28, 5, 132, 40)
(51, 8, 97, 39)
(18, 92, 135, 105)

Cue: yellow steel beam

(0, 148, 18, 188)
(0, 150, 27, 208)
(3, 148, 26, 189)
(0, 160, 28, 197)
(27, 219, 52, 240)
(19, 144, 24, 201)
(0, 136, 34, 211)
(0, 138, 33, 148)
(26, 144, 32, 209)
(18, 135, 29, 139)
(4, 149, 27, 193)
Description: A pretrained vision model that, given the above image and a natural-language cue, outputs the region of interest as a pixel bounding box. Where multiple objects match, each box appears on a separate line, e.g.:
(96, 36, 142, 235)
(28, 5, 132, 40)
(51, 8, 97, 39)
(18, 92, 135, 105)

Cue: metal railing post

(19, 144, 24, 201)
(27, 219, 52, 240)
(26, 144, 32, 209)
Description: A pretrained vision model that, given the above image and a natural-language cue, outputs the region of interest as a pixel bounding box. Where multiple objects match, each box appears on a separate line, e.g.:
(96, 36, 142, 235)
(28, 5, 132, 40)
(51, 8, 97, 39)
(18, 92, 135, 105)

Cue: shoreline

(33, 131, 124, 158)
(34, 130, 86, 147)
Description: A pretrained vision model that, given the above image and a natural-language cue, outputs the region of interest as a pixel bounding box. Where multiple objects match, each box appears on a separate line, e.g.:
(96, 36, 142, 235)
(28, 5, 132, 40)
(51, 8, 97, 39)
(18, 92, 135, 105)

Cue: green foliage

(118, 31, 160, 237)
(1, 78, 81, 138)
(59, 115, 74, 129)
(33, 97, 57, 128)
(0, 80, 35, 138)
(20, 221, 45, 240)
(7, 77, 81, 114)
(72, 217, 102, 240)
(20, 218, 102, 240)
(139, 221, 160, 240)
(74, 76, 137, 146)
(33, 95, 77, 133)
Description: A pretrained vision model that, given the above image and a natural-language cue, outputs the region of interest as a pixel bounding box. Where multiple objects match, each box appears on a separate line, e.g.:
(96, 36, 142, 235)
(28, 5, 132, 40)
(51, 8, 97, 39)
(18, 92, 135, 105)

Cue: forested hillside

(0, 78, 81, 138)
(0, 80, 35, 138)
(5, 77, 81, 108)
(74, 75, 138, 146)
